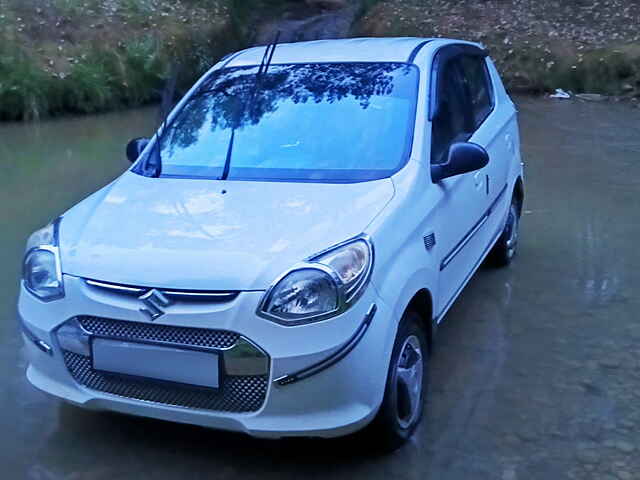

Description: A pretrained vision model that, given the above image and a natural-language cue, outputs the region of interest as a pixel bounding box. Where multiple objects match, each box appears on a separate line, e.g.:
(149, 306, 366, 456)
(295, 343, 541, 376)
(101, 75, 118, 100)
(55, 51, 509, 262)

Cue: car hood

(59, 171, 394, 291)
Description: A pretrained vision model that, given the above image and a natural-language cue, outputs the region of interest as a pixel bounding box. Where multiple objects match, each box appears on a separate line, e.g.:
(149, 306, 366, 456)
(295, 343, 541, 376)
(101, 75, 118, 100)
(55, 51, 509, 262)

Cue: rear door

(430, 52, 489, 317)
(459, 55, 511, 242)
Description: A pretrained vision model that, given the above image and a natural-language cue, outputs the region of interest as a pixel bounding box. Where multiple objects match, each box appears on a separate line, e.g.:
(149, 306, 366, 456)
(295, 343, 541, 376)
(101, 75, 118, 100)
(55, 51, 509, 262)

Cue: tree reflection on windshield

(142, 62, 419, 182)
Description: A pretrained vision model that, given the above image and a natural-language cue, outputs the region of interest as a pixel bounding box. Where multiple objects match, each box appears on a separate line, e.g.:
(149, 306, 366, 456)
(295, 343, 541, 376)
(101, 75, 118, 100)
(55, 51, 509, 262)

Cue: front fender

(367, 160, 440, 338)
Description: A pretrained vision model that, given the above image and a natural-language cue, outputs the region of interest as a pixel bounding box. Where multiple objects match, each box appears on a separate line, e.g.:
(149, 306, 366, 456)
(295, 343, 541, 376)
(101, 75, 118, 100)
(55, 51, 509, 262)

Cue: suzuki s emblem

(139, 289, 172, 321)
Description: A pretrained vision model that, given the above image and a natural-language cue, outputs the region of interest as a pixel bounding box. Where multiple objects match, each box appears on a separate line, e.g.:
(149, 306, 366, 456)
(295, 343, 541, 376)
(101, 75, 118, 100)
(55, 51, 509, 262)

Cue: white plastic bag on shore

(550, 88, 571, 99)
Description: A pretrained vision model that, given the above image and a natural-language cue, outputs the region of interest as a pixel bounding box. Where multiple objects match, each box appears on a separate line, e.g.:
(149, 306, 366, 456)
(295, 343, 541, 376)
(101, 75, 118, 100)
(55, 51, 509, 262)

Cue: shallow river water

(1, 98, 639, 479)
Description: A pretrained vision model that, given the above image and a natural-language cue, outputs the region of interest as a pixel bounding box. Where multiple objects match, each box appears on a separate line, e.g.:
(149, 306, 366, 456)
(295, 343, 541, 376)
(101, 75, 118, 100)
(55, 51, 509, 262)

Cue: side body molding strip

(274, 304, 377, 386)
(440, 182, 508, 271)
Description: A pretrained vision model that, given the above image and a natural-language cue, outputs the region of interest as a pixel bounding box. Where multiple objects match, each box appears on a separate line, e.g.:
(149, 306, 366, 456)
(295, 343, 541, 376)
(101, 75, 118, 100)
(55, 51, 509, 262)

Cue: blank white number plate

(92, 338, 219, 389)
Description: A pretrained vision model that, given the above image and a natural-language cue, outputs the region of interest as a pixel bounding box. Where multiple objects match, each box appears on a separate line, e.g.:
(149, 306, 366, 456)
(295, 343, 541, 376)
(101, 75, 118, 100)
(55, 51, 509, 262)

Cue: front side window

(138, 62, 420, 183)
(458, 56, 493, 128)
(430, 59, 473, 164)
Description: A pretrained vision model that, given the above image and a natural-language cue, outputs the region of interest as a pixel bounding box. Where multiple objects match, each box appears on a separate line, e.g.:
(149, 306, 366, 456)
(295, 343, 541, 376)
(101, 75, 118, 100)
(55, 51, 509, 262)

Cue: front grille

(61, 316, 268, 413)
(85, 279, 239, 303)
(77, 316, 239, 349)
(63, 351, 268, 412)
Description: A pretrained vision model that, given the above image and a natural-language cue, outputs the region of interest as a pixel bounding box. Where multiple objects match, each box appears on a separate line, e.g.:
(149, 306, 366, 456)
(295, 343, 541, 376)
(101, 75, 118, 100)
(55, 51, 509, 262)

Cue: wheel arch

(513, 176, 524, 216)
(404, 289, 435, 353)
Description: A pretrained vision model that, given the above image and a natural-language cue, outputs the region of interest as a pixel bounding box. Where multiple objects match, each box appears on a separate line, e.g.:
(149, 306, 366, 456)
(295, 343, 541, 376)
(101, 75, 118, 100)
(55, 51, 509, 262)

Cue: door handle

(473, 171, 483, 188)
(506, 133, 515, 155)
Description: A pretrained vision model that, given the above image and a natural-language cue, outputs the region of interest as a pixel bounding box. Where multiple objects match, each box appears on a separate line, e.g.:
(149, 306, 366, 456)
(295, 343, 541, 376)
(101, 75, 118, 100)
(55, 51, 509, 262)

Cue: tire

(489, 197, 520, 267)
(368, 311, 428, 451)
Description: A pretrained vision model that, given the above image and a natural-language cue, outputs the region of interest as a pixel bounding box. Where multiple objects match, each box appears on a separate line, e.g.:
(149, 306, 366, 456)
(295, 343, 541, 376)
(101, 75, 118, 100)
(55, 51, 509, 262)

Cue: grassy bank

(355, 0, 640, 98)
(0, 0, 245, 121)
(3, 0, 639, 121)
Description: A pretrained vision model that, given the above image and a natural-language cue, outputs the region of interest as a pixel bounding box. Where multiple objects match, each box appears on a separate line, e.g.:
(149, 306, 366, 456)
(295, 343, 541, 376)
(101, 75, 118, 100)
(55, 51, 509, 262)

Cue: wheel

(490, 197, 520, 266)
(368, 311, 428, 451)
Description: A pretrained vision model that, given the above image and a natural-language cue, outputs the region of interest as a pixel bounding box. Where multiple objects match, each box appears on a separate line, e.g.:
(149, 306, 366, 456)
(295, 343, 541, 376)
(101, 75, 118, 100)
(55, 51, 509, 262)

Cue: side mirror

(431, 142, 489, 183)
(126, 137, 150, 163)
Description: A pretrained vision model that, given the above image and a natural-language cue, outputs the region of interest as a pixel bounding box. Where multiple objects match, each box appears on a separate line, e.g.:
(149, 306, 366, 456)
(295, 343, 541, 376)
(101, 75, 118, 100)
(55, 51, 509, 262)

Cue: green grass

(119, 0, 155, 17)
(560, 47, 640, 95)
(0, 49, 58, 121)
(496, 45, 640, 95)
(64, 51, 118, 114)
(0, 0, 249, 120)
(51, 0, 98, 17)
(0, 32, 226, 120)
(0, 40, 163, 120)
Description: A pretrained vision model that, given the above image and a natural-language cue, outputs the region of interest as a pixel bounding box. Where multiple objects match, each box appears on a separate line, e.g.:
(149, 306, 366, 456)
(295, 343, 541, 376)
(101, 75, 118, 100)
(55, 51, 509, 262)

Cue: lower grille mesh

(63, 351, 268, 412)
(76, 316, 239, 349)
(60, 316, 268, 413)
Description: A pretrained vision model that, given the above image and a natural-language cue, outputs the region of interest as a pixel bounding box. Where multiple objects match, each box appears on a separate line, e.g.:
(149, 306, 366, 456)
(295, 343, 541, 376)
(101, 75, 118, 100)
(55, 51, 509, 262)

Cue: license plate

(92, 338, 219, 389)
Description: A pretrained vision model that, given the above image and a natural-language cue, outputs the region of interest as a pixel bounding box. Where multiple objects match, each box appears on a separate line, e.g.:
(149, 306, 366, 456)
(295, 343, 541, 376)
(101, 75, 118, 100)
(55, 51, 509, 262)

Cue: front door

(429, 53, 490, 318)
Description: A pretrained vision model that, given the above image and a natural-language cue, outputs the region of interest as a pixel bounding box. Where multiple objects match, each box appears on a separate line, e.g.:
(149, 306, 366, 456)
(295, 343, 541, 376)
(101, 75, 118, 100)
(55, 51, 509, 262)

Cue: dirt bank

(4, 0, 639, 121)
(253, 1, 361, 45)
(355, 0, 640, 98)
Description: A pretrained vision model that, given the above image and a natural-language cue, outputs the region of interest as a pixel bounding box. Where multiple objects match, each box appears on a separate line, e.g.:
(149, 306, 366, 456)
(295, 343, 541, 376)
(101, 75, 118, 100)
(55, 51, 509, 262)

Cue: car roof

(225, 37, 481, 67)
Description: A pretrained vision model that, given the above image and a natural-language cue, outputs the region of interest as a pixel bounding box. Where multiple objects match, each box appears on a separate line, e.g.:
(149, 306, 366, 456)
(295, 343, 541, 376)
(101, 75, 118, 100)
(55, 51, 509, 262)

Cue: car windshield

(138, 62, 419, 183)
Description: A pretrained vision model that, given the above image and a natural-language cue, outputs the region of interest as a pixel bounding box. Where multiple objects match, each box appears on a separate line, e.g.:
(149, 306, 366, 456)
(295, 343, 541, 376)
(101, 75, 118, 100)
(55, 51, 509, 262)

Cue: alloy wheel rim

(505, 208, 519, 258)
(395, 335, 423, 429)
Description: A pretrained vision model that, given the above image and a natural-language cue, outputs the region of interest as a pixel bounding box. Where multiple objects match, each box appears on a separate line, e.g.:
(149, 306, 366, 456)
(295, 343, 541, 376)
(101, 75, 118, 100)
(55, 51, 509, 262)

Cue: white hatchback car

(19, 37, 523, 448)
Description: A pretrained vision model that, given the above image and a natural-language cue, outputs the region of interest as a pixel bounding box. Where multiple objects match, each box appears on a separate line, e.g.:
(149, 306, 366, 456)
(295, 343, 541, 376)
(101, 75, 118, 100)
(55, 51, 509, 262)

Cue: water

(0, 106, 157, 301)
(0, 97, 639, 479)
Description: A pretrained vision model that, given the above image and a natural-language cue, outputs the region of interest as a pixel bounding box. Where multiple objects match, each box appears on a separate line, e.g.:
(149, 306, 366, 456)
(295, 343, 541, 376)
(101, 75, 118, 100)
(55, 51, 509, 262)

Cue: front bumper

(19, 275, 396, 438)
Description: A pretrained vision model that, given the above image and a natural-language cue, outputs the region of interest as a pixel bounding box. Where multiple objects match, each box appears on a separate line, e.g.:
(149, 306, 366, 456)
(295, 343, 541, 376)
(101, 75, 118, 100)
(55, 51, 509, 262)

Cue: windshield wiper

(220, 32, 280, 181)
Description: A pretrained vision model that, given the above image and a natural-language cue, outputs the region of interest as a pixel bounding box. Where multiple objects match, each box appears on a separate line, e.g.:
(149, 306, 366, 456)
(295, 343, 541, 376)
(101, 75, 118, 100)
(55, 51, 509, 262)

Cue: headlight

(259, 237, 373, 325)
(23, 218, 64, 301)
(25, 221, 57, 251)
(314, 238, 371, 298)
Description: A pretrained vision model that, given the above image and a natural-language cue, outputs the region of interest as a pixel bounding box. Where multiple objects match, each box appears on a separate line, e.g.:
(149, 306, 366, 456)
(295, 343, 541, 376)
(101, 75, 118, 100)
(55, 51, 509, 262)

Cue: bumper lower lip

(274, 304, 377, 386)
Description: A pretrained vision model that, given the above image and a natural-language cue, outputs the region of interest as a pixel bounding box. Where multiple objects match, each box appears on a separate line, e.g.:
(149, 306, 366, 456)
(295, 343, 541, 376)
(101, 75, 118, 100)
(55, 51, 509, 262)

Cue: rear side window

(431, 59, 473, 164)
(458, 56, 493, 128)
